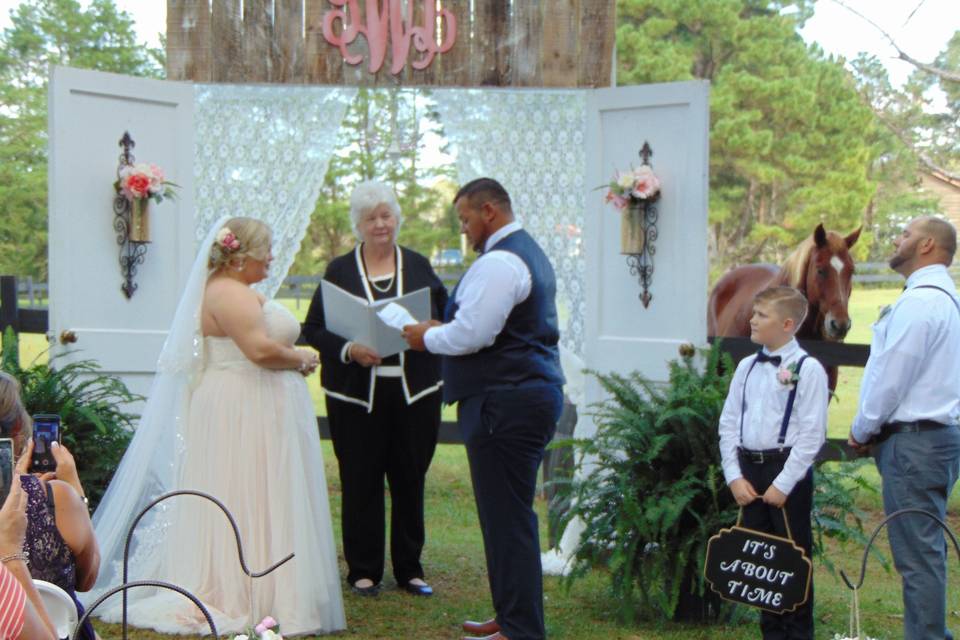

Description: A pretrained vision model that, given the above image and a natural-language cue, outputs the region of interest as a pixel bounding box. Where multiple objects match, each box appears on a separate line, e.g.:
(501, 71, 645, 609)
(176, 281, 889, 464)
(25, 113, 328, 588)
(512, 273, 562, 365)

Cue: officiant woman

(303, 180, 447, 597)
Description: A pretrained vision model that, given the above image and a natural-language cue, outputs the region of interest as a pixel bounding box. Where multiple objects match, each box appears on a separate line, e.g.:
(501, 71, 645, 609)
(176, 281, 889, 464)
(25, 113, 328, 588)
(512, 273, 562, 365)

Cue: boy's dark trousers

(739, 452, 814, 640)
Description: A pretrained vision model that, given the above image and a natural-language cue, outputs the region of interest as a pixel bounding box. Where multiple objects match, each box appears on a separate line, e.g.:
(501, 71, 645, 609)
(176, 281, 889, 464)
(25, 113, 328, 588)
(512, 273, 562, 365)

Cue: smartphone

(0, 439, 13, 505)
(31, 414, 61, 473)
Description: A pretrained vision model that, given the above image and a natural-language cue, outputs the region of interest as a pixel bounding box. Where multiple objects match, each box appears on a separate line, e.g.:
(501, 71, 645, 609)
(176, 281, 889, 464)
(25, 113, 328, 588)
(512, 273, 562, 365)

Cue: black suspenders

(739, 355, 810, 449)
(913, 285, 960, 316)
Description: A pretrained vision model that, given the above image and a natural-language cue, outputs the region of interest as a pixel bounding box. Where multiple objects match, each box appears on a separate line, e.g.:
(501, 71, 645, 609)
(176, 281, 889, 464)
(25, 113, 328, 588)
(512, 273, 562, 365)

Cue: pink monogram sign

(321, 0, 457, 75)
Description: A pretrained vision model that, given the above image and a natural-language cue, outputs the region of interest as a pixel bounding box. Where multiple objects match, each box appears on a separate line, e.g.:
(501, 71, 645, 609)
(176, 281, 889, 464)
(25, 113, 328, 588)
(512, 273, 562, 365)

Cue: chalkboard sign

(704, 525, 812, 613)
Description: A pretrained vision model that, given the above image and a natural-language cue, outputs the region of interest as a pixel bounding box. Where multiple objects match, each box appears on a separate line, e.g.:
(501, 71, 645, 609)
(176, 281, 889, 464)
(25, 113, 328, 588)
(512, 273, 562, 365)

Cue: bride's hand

(348, 343, 382, 367)
(296, 349, 319, 376)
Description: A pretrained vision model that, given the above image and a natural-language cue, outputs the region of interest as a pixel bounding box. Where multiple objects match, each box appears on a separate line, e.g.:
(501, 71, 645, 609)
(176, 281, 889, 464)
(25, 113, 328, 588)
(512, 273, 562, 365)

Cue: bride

(86, 216, 346, 635)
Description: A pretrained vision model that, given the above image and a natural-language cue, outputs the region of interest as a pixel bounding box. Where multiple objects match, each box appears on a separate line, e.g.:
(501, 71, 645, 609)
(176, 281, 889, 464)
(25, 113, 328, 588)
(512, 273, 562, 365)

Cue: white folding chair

(32, 580, 78, 640)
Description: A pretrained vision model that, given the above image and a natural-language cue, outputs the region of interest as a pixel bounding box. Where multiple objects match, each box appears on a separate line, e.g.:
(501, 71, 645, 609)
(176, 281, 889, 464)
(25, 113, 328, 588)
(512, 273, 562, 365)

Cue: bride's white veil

(84, 215, 231, 604)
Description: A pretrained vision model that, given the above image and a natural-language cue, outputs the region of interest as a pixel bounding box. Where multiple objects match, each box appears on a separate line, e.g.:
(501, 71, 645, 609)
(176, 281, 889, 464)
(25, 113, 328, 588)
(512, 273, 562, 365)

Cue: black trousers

(458, 385, 563, 640)
(326, 379, 441, 585)
(739, 455, 815, 640)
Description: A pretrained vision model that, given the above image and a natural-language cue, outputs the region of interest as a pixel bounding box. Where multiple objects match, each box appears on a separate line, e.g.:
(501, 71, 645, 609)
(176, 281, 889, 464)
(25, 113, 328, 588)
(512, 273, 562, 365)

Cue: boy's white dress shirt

(718, 338, 829, 495)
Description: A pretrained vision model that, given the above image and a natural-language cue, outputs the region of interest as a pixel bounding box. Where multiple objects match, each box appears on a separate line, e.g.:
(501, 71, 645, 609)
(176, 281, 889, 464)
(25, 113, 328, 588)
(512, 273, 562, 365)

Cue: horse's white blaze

(830, 255, 848, 307)
(830, 256, 845, 275)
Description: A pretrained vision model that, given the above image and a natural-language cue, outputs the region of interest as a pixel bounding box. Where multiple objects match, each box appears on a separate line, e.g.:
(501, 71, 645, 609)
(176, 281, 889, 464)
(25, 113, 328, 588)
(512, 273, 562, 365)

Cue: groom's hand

(402, 320, 440, 351)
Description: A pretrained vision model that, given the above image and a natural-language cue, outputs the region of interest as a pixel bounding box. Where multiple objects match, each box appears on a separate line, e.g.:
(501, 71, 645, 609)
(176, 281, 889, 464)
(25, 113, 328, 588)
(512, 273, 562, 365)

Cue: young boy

(718, 286, 829, 639)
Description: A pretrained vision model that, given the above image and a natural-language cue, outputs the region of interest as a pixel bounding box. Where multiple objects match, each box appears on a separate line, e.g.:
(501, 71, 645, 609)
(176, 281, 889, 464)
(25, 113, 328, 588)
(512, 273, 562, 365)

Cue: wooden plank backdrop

(166, 0, 615, 86)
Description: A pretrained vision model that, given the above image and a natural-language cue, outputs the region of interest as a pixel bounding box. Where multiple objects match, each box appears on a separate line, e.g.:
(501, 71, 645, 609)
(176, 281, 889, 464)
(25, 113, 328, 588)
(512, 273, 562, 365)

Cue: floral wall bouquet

(116, 162, 179, 205)
(604, 165, 661, 210)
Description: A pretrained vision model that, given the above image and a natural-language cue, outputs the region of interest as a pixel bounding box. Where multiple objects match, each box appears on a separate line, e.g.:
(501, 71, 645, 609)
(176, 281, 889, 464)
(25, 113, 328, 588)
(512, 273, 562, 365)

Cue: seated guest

(303, 180, 447, 597)
(0, 371, 98, 640)
(0, 474, 57, 640)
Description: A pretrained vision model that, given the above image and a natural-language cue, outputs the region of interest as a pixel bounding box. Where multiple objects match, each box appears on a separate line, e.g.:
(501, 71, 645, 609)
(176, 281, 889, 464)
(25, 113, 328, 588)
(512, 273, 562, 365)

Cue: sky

(799, 0, 957, 87)
(0, 0, 956, 88)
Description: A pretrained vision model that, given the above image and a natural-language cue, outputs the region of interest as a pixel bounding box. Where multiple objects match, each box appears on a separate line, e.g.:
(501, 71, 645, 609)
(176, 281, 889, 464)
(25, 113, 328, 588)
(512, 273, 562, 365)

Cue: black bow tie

(755, 351, 781, 366)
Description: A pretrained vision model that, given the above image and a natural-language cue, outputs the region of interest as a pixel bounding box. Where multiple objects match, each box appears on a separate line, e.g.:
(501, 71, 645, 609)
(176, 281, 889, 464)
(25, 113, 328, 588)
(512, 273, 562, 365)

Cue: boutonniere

(776, 362, 801, 388)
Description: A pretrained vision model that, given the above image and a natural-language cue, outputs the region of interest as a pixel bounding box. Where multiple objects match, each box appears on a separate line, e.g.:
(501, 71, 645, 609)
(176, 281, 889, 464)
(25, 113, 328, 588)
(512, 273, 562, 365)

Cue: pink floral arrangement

(116, 162, 179, 204)
(216, 227, 242, 253)
(232, 615, 282, 640)
(604, 165, 661, 210)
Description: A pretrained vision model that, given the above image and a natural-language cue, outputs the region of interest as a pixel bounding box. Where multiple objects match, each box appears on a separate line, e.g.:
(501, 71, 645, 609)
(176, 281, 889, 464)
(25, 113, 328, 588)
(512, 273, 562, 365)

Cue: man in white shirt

(404, 178, 564, 640)
(849, 216, 960, 640)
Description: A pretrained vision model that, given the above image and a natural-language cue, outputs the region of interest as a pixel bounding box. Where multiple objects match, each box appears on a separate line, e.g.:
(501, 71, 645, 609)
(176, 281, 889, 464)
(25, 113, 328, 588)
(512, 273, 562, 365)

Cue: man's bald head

(917, 216, 957, 263)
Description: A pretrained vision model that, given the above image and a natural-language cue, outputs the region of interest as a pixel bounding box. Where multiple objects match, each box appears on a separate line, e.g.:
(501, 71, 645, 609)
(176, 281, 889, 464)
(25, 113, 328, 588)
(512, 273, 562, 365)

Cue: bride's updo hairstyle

(208, 217, 272, 270)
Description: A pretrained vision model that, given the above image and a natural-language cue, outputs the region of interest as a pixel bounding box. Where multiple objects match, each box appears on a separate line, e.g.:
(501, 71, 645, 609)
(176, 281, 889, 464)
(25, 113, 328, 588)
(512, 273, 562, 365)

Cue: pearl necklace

(369, 272, 396, 293)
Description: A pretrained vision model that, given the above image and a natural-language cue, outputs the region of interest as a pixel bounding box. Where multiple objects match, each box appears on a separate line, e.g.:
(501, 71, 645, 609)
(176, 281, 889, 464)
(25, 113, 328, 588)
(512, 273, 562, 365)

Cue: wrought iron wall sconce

(114, 132, 148, 298)
(621, 141, 660, 308)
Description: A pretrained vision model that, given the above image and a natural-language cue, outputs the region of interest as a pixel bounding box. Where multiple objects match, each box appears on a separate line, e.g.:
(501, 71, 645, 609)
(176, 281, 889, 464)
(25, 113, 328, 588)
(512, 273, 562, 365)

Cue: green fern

(1, 328, 140, 509)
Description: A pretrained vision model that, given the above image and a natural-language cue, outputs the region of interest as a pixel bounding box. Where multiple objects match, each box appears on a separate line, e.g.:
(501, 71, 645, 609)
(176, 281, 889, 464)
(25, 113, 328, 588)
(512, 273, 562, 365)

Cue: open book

(320, 280, 432, 358)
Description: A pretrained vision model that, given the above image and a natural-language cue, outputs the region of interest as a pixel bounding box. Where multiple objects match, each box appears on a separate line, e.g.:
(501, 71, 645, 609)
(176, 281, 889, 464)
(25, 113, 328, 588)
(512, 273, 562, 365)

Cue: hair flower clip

(216, 227, 242, 252)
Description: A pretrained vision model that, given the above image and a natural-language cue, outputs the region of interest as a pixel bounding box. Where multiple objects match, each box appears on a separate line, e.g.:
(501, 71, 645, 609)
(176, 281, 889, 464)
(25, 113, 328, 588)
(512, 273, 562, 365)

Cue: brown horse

(708, 224, 861, 387)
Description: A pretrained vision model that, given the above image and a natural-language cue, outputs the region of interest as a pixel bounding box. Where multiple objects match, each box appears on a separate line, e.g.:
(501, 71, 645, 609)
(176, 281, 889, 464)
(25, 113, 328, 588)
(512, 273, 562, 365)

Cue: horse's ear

(814, 223, 827, 248)
(845, 226, 862, 249)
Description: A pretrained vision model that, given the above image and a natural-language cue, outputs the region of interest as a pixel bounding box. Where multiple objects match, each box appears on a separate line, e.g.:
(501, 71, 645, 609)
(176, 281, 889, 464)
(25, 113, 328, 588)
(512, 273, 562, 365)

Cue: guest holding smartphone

(0, 371, 99, 640)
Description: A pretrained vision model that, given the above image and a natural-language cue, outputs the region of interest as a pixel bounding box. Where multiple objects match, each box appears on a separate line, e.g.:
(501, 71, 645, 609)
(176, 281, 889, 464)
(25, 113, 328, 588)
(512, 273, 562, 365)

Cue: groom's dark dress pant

(458, 384, 563, 640)
(326, 378, 440, 586)
(739, 455, 815, 640)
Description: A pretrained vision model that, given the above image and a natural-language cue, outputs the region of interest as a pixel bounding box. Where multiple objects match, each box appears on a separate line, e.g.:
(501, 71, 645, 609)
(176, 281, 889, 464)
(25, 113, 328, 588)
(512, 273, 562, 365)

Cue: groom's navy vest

(441, 229, 565, 403)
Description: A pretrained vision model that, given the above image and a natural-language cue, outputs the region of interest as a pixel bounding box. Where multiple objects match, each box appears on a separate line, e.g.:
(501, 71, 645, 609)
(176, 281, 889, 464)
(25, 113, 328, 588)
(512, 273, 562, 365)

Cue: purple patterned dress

(22, 475, 95, 640)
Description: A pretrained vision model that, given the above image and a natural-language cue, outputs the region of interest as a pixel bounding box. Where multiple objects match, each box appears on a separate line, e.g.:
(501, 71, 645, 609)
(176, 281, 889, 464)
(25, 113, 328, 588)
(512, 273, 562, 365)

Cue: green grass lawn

(13, 287, 960, 638)
(90, 442, 960, 640)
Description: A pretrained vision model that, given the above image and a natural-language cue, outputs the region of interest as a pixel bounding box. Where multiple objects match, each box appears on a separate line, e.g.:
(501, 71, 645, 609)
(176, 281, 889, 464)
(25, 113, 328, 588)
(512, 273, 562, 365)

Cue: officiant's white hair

(349, 180, 403, 240)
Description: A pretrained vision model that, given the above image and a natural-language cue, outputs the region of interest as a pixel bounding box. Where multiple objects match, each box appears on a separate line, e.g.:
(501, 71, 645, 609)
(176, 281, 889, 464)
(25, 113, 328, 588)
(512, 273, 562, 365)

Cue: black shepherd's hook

(839, 507, 960, 591)
(74, 580, 218, 640)
(121, 490, 295, 638)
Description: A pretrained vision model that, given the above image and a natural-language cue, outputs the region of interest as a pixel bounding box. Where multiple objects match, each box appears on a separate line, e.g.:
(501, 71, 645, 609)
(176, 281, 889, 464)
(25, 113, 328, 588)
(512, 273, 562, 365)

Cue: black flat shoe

(351, 580, 381, 597)
(403, 580, 433, 596)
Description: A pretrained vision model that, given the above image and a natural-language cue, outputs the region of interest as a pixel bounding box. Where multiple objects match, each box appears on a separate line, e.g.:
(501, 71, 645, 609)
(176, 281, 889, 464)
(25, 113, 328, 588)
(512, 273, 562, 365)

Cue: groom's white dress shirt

(424, 222, 531, 356)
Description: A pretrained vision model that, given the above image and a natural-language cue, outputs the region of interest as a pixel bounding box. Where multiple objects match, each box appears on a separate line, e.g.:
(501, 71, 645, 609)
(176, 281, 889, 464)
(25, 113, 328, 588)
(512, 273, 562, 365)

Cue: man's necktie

(755, 350, 781, 366)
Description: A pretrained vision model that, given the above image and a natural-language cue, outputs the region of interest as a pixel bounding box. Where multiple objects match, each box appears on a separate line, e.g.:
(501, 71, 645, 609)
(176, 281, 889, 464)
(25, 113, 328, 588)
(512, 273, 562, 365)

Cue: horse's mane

(780, 237, 815, 289)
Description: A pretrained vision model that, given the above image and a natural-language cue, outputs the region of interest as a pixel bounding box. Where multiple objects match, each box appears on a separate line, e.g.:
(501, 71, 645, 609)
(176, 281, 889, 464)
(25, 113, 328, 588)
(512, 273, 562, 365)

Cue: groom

(403, 178, 564, 640)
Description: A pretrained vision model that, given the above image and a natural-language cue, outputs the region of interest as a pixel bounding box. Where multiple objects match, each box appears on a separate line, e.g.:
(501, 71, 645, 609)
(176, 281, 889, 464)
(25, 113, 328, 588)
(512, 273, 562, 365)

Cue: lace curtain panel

(192, 85, 586, 358)
(193, 85, 358, 297)
(434, 89, 587, 358)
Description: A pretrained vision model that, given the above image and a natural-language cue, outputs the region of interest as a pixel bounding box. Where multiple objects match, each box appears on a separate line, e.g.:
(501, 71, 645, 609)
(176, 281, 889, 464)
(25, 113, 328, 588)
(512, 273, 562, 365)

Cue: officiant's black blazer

(302, 244, 448, 411)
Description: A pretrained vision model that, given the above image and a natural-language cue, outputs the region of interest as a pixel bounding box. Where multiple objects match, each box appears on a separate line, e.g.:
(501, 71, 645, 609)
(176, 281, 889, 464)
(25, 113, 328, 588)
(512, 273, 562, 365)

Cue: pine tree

(617, 0, 875, 270)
